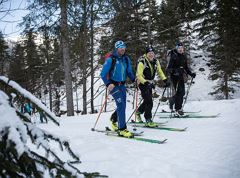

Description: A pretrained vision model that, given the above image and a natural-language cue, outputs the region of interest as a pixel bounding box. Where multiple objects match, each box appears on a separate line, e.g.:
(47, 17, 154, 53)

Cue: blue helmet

(115, 40, 126, 49)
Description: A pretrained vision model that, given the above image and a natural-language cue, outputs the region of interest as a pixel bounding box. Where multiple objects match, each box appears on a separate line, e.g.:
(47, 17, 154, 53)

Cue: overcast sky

(0, 0, 28, 40)
(0, 0, 162, 40)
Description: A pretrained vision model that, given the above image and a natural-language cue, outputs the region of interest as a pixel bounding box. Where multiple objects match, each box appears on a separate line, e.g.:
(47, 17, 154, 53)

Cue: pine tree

(99, 0, 152, 68)
(60, 0, 74, 115)
(156, 0, 182, 50)
(24, 0, 75, 115)
(8, 43, 27, 87)
(89, 0, 110, 114)
(0, 76, 105, 177)
(0, 31, 10, 75)
(22, 27, 43, 94)
(195, 0, 240, 99)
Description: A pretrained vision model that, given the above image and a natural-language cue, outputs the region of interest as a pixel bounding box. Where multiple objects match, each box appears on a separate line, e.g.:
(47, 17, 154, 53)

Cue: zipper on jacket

(121, 59, 124, 81)
(145, 56, 154, 77)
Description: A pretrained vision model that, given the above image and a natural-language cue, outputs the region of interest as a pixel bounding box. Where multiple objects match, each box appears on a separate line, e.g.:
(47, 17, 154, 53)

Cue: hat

(176, 42, 184, 49)
(146, 46, 155, 53)
(115, 40, 126, 49)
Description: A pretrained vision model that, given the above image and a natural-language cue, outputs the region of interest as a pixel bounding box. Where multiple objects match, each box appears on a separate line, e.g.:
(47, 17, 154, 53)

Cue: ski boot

(111, 121, 118, 131)
(174, 110, 185, 117)
(110, 112, 118, 131)
(118, 129, 134, 138)
(136, 111, 143, 123)
(145, 120, 158, 128)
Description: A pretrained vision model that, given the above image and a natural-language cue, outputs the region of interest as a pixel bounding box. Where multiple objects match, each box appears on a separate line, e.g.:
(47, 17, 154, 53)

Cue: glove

(163, 79, 170, 87)
(107, 83, 115, 91)
(190, 72, 196, 78)
(145, 81, 155, 90)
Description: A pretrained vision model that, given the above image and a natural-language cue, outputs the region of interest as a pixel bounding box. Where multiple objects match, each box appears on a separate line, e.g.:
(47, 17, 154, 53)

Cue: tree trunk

(82, 0, 88, 114)
(43, 27, 53, 111)
(48, 76, 53, 111)
(0, 60, 3, 75)
(75, 84, 79, 113)
(224, 73, 229, 99)
(147, 0, 152, 45)
(90, 1, 95, 113)
(60, 0, 74, 116)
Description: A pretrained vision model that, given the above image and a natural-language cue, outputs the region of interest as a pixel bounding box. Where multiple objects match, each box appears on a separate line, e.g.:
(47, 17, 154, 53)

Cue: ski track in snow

(38, 99, 240, 178)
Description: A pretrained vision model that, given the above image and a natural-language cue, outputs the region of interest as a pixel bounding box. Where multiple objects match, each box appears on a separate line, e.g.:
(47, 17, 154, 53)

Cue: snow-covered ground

(2, 35, 240, 177)
(38, 99, 240, 178)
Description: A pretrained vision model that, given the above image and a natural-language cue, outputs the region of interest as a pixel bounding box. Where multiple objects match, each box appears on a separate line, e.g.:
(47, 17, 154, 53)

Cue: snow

(0, 76, 60, 123)
(1, 35, 240, 177)
(38, 98, 240, 178)
(0, 90, 28, 156)
(1, 58, 240, 177)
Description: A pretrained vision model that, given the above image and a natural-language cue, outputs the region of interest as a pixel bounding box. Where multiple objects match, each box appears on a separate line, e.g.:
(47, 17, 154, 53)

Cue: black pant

(137, 84, 153, 121)
(171, 76, 185, 110)
(110, 110, 117, 123)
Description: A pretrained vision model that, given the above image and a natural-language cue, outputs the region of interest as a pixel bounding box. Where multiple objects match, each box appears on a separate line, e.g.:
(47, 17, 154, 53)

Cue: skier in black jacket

(167, 42, 196, 116)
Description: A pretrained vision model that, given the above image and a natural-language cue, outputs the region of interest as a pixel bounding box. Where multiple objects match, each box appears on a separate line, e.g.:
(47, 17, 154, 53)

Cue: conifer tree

(0, 76, 105, 177)
(156, 0, 182, 50)
(8, 43, 27, 87)
(99, 0, 152, 67)
(0, 31, 10, 75)
(195, 0, 240, 99)
(23, 28, 42, 94)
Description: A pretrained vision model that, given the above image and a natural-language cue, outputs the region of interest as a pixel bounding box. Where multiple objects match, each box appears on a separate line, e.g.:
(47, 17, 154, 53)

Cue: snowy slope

(38, 99, 240, 178)
(188, 50, 216, 101)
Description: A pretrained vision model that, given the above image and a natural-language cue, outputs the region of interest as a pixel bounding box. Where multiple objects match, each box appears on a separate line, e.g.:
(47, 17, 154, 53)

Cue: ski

(157, 113, 220, 119)
(159, 109, 201, 113)
(93, 127, 144, 136)
(157, 114, 189, 118)
(105, 132, 167, 144)
(132, 125, 187, 132)
(92, 128, 167, 144)
(128, 120, 168, 125)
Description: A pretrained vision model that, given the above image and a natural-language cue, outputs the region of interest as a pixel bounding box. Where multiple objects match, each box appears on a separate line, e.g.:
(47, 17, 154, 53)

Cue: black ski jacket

(167, 49, 192, 77)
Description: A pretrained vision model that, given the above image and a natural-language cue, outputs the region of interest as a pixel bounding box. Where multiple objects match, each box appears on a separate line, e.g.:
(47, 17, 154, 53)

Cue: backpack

(136, 55, 157, 74)
(103, 51, 129, 79)
(166, 50, 172, 64)
(166, 49, 188, 82)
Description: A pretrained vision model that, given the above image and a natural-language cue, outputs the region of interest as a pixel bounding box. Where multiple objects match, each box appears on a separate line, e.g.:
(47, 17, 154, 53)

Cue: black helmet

(146, 46, 155, 53)
(176, 42, 184, 48)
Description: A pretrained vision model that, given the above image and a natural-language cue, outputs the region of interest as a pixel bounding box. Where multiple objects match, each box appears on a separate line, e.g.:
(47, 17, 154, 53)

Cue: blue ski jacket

(100, 50, 135, 86)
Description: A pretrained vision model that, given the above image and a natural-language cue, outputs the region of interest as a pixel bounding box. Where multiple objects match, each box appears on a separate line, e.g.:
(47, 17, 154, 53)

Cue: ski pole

(152, 86, 167, 121)
(134, 83, 139, 122)
(86, 87, 106, 106)
(133, 82, 139, 131)
(126, 98, 143, 123)
(126, 81, 141, 124)
(182, 77, 194, 108)
(132, 84, 136, 109)
(91, 90, 109, 131)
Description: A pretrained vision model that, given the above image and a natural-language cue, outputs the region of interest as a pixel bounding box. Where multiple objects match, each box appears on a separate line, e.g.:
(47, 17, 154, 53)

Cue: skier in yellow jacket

(136, 46, 170, 127)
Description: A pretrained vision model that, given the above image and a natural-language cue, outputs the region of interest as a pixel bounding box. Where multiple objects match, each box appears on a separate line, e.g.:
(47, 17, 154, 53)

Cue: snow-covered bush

(0, 76, 105, 178)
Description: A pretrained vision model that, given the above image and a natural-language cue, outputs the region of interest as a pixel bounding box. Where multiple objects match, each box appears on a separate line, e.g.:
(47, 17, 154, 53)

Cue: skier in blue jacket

(100, 40, 135, 138)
